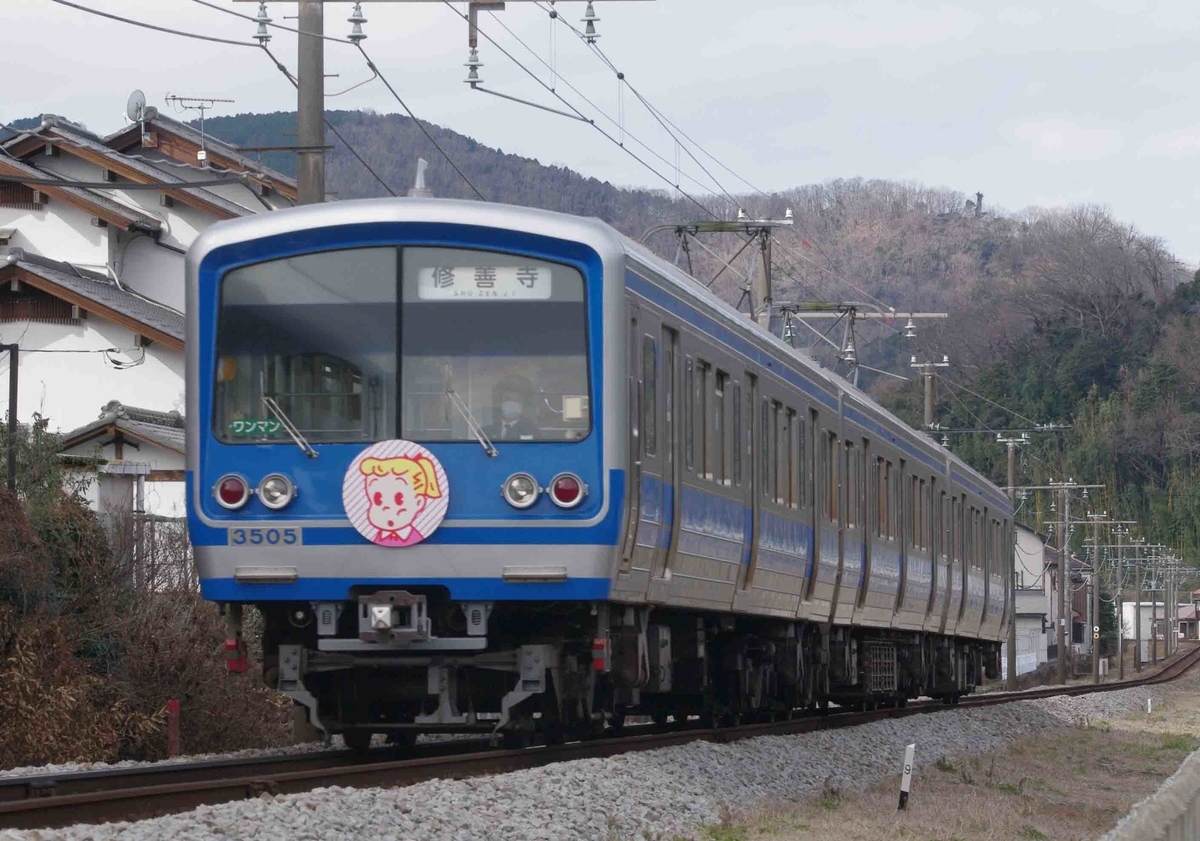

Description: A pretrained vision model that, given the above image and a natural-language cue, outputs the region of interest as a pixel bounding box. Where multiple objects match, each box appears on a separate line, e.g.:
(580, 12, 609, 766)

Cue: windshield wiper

(262, 394, 319, 459)
(445, 387, 498, 457)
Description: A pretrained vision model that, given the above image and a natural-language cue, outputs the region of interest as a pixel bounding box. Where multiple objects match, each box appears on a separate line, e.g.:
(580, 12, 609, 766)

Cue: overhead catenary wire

(187, 0, 353, 43)
(936, 374, 1042, 427)
(50, 0, 259, 48)
(258, 45, 399, 197)
(441, 1, 716, 220)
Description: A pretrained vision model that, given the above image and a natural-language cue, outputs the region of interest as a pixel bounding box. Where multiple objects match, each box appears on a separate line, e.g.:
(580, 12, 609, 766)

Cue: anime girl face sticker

(343, 440, 450, 547)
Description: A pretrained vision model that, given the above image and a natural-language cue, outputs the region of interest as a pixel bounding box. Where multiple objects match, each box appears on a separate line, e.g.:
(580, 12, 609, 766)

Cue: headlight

(214, 474, 251, 510)
(257, 473, 296, 510)
(548, 473, 587, 509)
(502, 472, 540, 509)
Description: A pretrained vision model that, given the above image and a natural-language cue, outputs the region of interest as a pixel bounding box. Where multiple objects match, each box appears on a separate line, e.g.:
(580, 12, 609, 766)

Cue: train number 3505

(228, 527, 302, 546)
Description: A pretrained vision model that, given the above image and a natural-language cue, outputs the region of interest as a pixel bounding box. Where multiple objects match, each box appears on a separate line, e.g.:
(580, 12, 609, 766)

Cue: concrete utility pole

(297, 0, 325, 205)
(1152, 548, 1159, 666)
(1116, 527, 1124, 680)
(1060, 484, 1071, 683)
(1135, 538, 1143, 672)
(1092, 515, 1101, 682)
(2, 343, 15, 493)
(998, 433, 1027, 690)
(910, 355, 950, 429)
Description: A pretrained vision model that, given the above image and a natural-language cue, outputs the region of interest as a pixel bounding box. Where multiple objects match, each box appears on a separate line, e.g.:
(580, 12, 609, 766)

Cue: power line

(442, 0, 716, 220)
(937, 374, 1042, 427)
(187, 0, 352, 44)
(355, 44, 486, 201)
(258, 45, 399, 198)
(482, 10, 727, 201)
(50, 0, 258, 48)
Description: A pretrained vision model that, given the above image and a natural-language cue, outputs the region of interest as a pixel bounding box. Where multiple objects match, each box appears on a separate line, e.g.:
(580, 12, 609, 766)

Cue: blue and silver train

(186, 199, 1013, 748)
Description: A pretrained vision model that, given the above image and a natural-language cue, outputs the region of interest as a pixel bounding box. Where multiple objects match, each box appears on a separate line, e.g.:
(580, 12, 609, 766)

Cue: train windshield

(214, 246, 589, 444)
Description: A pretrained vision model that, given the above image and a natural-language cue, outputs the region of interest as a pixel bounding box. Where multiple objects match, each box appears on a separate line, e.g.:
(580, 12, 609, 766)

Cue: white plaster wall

(0, 316, 183, 434)
(119, 236, 186, 311)
(1015, 526, 1045, 588)
(61, 437, 185, 517)
(0, 201, 108, 266)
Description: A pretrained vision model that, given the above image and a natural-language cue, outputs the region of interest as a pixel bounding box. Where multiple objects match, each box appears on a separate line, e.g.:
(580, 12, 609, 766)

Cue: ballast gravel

(0, 686, 1158, 841)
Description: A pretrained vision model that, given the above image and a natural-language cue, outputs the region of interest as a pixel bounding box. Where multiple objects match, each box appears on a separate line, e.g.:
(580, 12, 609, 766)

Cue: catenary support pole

(1116, 529, 1124, 680)
(1006, 442, 1017, 690)
(1092, 518, 1101, 684)
(297, 1, 325, 204)
(3, 343, 15, 494)
(1152, 550, 1159, 667)
(1059, 486, 1070, 684)
(1135, 544, 1142, 672)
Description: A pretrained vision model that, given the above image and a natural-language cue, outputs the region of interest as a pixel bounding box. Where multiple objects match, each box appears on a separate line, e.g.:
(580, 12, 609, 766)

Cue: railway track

(4, 645, 1197, 832)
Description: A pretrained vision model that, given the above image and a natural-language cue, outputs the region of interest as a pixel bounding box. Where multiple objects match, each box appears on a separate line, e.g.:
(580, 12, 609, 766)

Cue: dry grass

(701, 673, 1200, 841)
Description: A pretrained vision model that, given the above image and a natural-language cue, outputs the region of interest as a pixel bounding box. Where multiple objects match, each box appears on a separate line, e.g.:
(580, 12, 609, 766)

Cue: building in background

(0, 102, 296, 518)
(1003, 522, 1051, 678)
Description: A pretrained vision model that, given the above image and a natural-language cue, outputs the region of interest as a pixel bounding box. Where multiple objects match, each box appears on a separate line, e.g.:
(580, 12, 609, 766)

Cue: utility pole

(1059, 483, 1071, 683)
(1135, 537, 1143, 672)
(910, 355, 951, 430)
(998, 433, 1027, 690)
(297, 0, 326, 204)
(2, 343, 15, 494)
(1115, 526, 1124, 680)
(1091, 514, 1101, 682)
(1151, 548, 1159, 666)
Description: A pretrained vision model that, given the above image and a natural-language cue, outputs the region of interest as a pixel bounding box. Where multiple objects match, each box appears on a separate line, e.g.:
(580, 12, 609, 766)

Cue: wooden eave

(107, 125, 299, 202)
(0, 158, 153, 230)
(0, 264, 183, 352)
(9, 133, 241, 219)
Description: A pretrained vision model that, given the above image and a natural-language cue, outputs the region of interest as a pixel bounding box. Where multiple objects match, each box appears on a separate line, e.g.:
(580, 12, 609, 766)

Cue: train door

(737, 374, 759, 595)
(893, 460, 909, 623)
(621, 309, 668, 594)
(648, 328, 676, 583)
(618, 308, 643, 579)
(855, 439, 872, 615)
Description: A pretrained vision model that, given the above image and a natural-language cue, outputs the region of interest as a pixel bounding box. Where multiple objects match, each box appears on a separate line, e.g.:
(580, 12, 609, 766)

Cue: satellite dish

(126, 90, 147, 123)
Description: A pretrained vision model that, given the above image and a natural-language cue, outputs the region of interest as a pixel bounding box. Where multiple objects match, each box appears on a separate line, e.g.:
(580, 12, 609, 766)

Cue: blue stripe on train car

(677, 485, 746, 565)
(756, 509, 813, 577)
(200, 576, 613, 603)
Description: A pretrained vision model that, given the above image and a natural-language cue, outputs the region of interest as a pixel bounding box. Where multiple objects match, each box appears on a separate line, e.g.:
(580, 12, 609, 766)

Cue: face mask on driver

(501, 400, 522, 422)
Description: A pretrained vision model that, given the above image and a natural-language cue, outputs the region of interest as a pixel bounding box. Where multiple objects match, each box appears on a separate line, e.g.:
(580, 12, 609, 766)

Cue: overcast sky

(8, 0, 1200, 264)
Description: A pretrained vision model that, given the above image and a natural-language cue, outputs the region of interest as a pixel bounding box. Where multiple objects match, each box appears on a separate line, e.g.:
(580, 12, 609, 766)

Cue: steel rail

(3, 644, 1198, 831)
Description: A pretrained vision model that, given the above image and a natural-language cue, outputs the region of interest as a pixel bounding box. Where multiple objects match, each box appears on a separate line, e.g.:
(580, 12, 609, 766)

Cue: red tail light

(215, 474, 251, 510)
(549, 473, 586, 509)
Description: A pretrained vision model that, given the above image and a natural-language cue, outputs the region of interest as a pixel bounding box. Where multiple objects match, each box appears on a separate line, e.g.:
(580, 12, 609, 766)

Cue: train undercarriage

(244, 589, 1001, 751)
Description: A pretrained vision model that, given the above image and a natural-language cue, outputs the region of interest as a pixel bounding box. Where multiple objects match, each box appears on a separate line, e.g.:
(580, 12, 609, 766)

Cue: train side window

(697, 360, 710, 480)
(732, 382, 742, 485)
(826, 432, 839, 523)
(642, 335, 656, 457)
(774, 402, 786, 504)
(844, 443, 856, 529)
(714, 371, 727, 485)
(761, 399, 771, 500)
(684, 357, 694, 471)
(787, 409, 799, 508)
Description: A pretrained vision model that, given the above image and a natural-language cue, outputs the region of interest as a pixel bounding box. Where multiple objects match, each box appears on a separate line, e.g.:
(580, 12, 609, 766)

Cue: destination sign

(416, 266, 552, 301)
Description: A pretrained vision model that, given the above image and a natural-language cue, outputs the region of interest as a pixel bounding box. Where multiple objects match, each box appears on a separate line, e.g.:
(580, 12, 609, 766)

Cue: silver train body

(186, 200, 1013, 745)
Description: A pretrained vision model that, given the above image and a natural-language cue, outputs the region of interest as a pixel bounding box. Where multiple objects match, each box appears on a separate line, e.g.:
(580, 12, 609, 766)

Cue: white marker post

(898, 743, 916, 810)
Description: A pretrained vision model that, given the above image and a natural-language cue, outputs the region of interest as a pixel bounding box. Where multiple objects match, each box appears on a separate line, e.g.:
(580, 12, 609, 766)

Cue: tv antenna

(125, 90, 159, 145)
(164, 95, 234, 167)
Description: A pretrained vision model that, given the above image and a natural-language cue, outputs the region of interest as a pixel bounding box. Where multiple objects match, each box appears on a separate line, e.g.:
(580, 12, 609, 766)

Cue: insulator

(581, 1, 600, 42)
(347, 2, 367, 43)
(941, 435, 950, 448)
(464, 48, 483, 87)
(254, 1, 272, 44)
(903, 317, 916, 338)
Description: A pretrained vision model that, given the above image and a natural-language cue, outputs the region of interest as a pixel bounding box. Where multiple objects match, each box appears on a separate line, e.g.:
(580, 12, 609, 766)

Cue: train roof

(186, 197, 1010, 513)
(618, 229, 1011, 513)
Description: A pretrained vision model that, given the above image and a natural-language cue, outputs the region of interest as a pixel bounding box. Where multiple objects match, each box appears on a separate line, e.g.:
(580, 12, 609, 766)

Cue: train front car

(186, 200, 626, 748)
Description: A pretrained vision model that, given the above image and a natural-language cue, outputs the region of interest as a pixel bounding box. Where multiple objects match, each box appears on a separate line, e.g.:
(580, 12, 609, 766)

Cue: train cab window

(642, 336, 656, 457)
(732, 382, 742, 485)
(401, 247, 588, 442)
(215, 247, 397, 443)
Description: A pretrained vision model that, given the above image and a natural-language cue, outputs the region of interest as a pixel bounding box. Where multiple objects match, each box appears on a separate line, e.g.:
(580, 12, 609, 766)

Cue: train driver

(486, 374, 538, 441)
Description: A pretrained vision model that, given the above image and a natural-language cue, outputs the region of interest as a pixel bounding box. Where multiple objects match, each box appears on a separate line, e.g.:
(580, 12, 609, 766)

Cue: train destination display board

(416, 266, 552, 301)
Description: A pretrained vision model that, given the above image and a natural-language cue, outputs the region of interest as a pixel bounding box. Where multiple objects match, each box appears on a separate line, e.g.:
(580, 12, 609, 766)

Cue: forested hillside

(202, 109, 1200, 557)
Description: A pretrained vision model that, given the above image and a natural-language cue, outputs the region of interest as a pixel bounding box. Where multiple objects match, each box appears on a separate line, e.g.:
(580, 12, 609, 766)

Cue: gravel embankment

(0, 686, 1158, 841)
